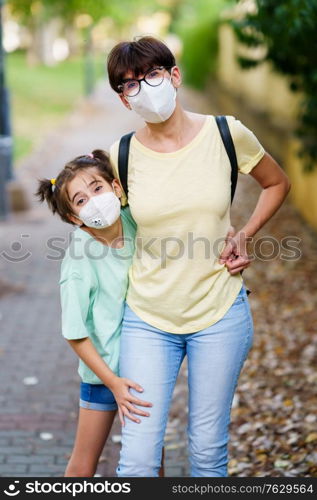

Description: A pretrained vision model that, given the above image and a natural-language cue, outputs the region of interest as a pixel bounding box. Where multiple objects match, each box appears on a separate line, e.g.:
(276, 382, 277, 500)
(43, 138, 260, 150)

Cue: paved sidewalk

(0, 81, 316, 478)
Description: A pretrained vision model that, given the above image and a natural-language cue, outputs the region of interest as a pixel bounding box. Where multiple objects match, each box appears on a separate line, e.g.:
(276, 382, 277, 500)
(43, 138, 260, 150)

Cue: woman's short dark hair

(107, 36, 176, 94)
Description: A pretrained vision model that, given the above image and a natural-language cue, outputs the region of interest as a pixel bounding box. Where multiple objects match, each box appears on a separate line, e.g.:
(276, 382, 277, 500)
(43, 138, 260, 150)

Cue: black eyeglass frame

(118, 66, 173, 97)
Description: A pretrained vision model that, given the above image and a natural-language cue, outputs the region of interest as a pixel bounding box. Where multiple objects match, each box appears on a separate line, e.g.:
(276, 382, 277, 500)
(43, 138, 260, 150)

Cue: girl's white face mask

(78, 186, 121, 229)
(127, 70, 177, 124)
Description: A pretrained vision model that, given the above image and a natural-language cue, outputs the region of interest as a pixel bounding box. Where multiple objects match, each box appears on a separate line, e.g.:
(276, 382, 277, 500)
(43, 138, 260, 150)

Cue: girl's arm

(60, 271, 151, 425)
(67, 336, 152, 426)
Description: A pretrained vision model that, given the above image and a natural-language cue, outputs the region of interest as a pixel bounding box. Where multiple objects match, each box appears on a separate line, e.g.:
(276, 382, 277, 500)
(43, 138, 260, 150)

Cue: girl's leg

(117, 303, 185, 477)
(186, 284, 254, 477)
(64, 407, 116, 477)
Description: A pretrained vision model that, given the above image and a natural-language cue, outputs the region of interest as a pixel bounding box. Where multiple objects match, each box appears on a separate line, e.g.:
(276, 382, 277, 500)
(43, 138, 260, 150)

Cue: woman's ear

(118, 93, 132, 110)
(171, 66, 182, 88)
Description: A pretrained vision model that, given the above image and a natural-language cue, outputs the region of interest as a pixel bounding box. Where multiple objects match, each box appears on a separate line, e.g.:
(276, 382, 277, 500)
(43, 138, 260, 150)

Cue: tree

(8, 0, 161, 25)
(231, 0, 317, 171)
(7, 0, 162, 64)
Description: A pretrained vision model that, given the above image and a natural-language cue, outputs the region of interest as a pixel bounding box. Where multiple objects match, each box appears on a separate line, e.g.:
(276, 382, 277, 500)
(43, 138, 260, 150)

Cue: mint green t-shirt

(59, 206, 137, 384)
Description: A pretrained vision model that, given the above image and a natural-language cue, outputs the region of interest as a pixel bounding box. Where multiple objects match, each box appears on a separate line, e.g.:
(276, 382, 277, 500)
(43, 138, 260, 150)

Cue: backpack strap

(118, 131, 134, 199)
(215, 116, 250, 291)
(215, 115, 238, 205)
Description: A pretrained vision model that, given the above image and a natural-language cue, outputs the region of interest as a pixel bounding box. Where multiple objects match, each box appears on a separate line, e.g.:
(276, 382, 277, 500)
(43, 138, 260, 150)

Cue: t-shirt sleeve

(59, 271, 91, 340)
(121, 206, 137, 233)
(226, 115, 266, 175)
(109, 140, 129, 207)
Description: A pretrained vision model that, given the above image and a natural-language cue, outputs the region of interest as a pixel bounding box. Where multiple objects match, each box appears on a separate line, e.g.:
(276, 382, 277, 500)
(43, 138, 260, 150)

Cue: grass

(6, 51, 106, 162)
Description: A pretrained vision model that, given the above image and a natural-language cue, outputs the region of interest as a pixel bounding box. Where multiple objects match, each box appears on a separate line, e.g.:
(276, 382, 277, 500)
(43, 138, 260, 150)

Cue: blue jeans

(116, 283, 254, 477)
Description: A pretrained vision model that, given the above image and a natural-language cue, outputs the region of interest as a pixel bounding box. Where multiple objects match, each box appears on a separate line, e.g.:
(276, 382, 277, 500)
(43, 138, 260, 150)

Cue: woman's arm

(220, 152, 291, 274)
(67, 336, 152, 425)
(240, 152, 291, 238)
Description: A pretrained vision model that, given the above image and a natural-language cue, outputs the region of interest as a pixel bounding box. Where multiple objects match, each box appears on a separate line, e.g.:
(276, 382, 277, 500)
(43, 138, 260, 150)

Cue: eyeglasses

(118, 66, 173, 97)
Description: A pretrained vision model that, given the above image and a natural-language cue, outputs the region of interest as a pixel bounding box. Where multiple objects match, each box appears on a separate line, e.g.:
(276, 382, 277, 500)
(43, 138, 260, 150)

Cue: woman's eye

(77, 198, 85, 206)
(95, 185, 103, 192)
(148, 70, 159, 79)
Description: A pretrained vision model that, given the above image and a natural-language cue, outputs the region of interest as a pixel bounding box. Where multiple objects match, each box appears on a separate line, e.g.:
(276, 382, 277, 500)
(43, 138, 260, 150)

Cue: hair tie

(87, 153, 94, 159)
(50, 178, 56, 192)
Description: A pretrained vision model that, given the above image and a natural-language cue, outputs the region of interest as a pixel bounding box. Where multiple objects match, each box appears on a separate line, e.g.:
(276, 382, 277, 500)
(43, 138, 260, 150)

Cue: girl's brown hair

(107, 36, 176, 93)
(35, 150, 115, 225)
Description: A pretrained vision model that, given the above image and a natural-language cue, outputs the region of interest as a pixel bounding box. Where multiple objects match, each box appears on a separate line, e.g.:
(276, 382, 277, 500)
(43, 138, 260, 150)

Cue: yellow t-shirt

(109, 115, 265, 334)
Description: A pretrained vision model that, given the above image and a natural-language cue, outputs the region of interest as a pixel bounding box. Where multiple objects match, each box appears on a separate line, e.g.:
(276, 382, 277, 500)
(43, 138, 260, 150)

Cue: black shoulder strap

(215, 116, 238, 205)
(118, 131, 134, 199)
(215, 116, 251, 289)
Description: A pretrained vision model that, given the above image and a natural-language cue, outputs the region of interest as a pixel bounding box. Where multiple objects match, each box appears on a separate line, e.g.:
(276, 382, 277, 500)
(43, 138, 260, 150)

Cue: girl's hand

(219, 228, 251, 275)
(110, 376, 153, 426)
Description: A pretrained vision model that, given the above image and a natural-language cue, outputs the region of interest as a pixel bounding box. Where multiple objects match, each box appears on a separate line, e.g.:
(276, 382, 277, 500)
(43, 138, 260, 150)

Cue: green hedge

(172, 0, 232, 89)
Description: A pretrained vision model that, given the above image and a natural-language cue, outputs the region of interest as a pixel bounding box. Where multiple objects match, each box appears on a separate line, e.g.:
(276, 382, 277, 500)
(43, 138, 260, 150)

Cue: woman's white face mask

(126, 69, 177, 124)
(77, 184, 121, 229)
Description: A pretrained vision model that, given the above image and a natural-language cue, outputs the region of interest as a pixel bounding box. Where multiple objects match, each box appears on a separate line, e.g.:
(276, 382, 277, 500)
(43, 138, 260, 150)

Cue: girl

(35, 150, 163, 477)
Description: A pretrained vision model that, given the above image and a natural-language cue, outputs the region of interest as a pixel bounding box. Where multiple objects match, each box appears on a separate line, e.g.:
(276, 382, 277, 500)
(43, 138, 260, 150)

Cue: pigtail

(91, 150, 114, 180)
(91, 149, 110, 163)
(34, 178, 58, 214)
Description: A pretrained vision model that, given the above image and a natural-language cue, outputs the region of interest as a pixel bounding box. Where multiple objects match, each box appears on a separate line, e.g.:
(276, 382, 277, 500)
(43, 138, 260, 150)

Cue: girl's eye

(126, 81, 138, 90)
(95, 185, 103, 192)
(77, 198, 85, 206)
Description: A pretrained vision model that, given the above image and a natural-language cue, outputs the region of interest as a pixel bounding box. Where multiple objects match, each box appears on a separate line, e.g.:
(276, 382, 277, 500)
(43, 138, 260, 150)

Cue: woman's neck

(81, 217, 124, 248)
(137, 101, 206, 152)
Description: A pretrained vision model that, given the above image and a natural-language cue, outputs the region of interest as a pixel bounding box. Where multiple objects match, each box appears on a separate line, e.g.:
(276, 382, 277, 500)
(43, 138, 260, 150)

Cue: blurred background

(0, 0, 316, 478)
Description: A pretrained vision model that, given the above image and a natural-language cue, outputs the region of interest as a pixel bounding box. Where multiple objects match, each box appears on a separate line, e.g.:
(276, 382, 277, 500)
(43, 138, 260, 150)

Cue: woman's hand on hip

(109, 376, 153, 426)
(219, 228, 251, 275)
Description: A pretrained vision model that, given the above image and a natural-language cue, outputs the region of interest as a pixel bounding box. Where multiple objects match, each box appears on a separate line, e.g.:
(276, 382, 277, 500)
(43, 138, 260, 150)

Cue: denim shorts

(79, 381, 118, 411)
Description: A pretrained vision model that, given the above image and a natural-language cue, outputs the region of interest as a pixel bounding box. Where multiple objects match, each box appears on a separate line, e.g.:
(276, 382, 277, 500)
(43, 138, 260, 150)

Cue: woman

(107, 36, 291, 477)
